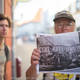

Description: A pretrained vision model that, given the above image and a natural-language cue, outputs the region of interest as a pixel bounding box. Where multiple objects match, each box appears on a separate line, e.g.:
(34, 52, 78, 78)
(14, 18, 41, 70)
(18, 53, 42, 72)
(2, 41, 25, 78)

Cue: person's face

(0, 20, 9, 38)
(54, 18, 75, 34)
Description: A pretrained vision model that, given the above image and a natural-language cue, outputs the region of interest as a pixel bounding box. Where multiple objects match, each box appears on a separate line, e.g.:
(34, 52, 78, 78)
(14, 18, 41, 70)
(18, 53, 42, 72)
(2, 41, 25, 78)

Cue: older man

(26, 10, 79, 80)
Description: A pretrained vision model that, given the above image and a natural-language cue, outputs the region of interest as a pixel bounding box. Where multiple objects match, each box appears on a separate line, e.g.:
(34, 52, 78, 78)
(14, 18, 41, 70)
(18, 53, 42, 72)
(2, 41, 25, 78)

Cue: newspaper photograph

(36, 31, 80, 73)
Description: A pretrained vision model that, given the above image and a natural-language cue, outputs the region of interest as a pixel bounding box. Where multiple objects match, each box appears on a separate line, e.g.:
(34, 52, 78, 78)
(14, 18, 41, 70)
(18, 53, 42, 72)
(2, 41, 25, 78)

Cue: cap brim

(53, 16, 75, 22)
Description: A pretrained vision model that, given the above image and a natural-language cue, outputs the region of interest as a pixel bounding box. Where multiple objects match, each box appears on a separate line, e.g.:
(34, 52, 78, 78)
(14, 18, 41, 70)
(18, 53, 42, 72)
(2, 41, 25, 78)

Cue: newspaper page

(36, 31, 80, 74)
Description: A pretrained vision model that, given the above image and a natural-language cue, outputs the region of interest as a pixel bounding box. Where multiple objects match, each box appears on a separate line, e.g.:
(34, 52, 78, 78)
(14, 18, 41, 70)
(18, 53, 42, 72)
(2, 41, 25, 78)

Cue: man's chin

(0, 35, 6, 39)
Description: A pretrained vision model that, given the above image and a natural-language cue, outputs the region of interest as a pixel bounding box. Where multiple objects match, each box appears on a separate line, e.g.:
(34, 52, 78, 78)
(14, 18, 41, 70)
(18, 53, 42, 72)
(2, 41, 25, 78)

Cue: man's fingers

(31, 48, 40, 65)
(31, 55, 40, 61)
(32, 49, 40, 57)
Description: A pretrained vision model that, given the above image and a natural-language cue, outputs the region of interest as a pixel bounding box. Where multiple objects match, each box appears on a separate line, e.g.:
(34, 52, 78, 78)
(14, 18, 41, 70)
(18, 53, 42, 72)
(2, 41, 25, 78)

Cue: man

(0, 13, 11, 80)
(26, 10, 78, 80)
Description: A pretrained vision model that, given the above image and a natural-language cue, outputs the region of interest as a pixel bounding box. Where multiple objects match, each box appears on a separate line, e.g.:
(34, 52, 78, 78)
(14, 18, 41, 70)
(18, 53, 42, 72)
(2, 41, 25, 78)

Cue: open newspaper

(36, 31, 80, 74)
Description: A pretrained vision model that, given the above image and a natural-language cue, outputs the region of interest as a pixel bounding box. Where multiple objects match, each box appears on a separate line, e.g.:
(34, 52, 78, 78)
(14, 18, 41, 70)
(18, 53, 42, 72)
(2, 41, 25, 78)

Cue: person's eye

(58, 25, 62, 28)
(70, 23, 73, 26)
(67, 23, 72, 26)
(0, 24, 3, 27)
(5, 25, 9, 27)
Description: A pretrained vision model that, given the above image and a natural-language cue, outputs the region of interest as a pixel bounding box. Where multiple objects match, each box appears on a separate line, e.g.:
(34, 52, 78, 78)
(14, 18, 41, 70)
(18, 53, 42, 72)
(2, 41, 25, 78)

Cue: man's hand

(31, 48, 40, 66)
(26, 48, 40, 80)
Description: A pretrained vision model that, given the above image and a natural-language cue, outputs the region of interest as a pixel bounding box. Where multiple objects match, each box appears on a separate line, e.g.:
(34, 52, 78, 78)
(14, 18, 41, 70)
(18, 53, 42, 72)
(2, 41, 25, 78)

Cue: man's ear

(72, 23, 76, 31)
(54, 25, 57, 33)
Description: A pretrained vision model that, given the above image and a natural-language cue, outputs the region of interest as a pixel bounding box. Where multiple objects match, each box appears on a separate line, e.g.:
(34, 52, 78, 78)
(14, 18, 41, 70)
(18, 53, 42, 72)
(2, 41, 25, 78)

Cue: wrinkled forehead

(54, 18, 74, 23)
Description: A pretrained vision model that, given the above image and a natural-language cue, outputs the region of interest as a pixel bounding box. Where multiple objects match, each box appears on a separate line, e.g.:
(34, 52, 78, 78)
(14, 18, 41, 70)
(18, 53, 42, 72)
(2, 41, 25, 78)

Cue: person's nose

(63, 24, 68, 29)
(2, 26, 6, 31)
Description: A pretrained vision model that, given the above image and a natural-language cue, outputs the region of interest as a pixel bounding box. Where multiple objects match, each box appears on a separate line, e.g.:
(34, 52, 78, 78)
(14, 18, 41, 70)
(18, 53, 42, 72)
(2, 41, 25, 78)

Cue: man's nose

(63, 25, 68, 29)
(2, 26, 6, 31)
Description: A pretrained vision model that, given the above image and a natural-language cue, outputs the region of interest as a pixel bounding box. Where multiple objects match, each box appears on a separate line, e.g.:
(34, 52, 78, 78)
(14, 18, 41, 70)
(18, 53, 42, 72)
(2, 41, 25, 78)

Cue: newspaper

(36, 31, 80, 74)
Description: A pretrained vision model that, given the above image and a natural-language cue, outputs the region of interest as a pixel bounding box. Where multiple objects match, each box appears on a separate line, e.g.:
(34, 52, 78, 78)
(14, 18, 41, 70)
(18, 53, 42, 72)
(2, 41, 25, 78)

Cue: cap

(53, 10, 75, 22)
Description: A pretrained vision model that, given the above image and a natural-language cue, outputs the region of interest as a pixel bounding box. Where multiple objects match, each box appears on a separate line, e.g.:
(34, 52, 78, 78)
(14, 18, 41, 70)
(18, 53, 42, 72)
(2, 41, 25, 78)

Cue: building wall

(4, 0, 12, 48)
(4, 0, 12, 80)
(0, 0, 4, 13)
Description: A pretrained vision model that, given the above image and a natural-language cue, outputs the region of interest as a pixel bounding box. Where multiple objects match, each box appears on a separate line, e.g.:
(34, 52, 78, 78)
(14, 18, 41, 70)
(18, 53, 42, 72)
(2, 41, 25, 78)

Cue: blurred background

(14, 0, 80, 80)
(1, 0, 80, 80)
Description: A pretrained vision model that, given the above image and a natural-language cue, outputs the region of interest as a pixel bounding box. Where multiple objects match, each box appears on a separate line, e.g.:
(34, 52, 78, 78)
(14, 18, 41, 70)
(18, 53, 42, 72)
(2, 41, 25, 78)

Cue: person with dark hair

(26, 10, 79, 80)
(0, 13, 11, 80)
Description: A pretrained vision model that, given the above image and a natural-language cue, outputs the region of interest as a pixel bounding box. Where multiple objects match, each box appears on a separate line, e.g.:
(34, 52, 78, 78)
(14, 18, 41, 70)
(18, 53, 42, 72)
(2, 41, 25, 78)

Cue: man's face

(54, 18, 75, 34)
(0, 20, 9, 38)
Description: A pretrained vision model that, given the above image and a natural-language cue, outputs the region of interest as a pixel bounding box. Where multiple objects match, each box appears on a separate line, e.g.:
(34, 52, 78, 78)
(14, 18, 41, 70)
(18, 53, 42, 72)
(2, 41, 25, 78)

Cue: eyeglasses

(56, 22, 74, 28)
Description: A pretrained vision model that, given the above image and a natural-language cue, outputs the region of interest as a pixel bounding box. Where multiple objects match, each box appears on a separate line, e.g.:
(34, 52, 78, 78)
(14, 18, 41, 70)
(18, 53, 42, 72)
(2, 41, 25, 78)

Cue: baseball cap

(53, 10, 75, 22)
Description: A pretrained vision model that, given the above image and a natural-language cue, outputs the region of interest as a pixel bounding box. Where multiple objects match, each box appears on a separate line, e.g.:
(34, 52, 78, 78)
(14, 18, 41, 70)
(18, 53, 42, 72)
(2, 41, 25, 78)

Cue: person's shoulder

(4, 44, 11, 61)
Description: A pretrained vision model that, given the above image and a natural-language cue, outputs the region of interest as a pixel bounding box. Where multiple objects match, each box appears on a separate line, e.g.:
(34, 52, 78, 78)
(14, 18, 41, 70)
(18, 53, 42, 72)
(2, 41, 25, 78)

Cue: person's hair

(0, 13, 11, 28)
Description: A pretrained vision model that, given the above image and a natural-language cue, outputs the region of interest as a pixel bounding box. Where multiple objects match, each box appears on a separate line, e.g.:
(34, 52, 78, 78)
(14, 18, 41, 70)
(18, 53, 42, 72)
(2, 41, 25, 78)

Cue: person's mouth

(63, 29, 69, 32)
(2, 31, 7, 35)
